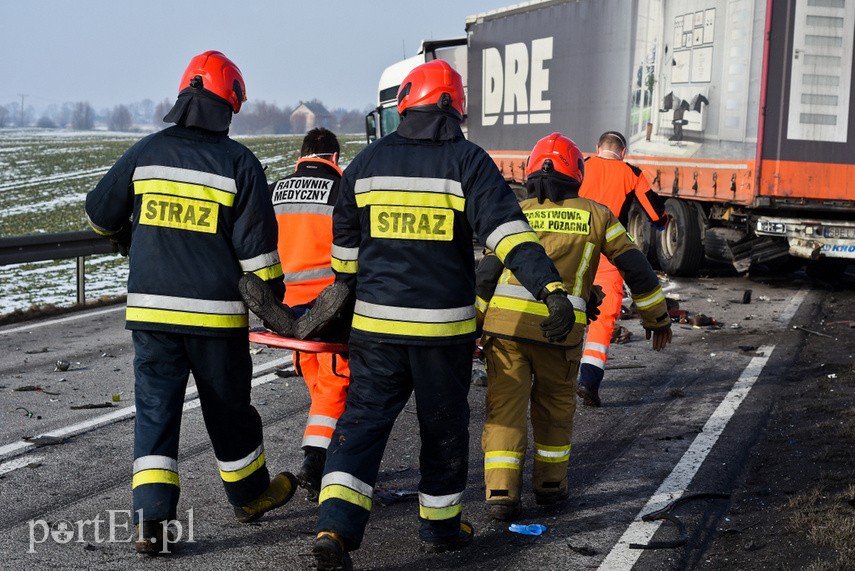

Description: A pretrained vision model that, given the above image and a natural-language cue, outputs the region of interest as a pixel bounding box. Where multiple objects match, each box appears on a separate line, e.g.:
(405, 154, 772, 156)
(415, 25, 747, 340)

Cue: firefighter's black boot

(313, 532, 353, 571)
(134, 520, 177, 555)
(297, 446, 326, 502)
(239, 273, 296, 337)
(295, 281, 352, 340)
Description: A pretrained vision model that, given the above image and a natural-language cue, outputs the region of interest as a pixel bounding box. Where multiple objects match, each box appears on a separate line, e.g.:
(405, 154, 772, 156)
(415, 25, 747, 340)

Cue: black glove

(110, 221, 133, 257)
(586, 285, 605, 323)
(540, 291, 576, 343)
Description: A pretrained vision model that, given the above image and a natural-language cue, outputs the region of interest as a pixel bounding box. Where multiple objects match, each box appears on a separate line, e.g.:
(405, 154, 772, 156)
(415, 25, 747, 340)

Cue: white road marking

(0, 455, 44, 475)
(598, 346, 774, 569)
(0, 355, 293, 464)
(599, 285, 811, 569)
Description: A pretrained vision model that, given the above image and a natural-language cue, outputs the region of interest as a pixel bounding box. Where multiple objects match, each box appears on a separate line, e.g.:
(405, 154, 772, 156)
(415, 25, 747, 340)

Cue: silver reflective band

(217, 444, 263, 472)
(485, 220, 534, 251)
(331, 244, 359, 261)
(134, 455, 178, 474)
(133, 165, 237, 194)
(306, 415, 338, 429)
(355, 300, 474, 322)
(485, 454, 522, 465)
(418, 491, 463, 508)
(583, 341, 609, 354)
(127, 293, 246, 315)
(282, 267, 334, 283)
(354, 176, 464, 198)
(274, 203, 333, 215)
(321, 471, 374, 498)
(494, 283, 587, 312)
(240, 250, 281, 273)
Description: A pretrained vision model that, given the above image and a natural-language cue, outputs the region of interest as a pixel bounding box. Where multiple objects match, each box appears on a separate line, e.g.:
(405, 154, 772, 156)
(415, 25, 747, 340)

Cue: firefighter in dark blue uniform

(85, 51, 296, 555)
(302, 60, 578, 570)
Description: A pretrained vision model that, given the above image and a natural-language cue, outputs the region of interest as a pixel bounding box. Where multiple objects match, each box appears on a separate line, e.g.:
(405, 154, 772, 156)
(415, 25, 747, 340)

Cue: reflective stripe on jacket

(333, 130, 562, 345)
(85, 125, 283, 336)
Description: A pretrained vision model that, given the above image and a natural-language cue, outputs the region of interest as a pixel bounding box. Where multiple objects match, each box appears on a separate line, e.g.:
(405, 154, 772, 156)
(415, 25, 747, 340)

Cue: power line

(17, 93, 28, 127)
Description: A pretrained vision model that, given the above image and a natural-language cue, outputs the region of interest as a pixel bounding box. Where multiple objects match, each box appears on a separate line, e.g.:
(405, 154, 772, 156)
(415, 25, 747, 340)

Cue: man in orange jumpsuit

(270, 128, 350, 500)
(577, 131, 668, 406)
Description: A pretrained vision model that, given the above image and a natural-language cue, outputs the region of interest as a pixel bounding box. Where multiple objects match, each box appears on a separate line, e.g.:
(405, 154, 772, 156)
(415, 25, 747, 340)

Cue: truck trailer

(366, 0, 855, 276)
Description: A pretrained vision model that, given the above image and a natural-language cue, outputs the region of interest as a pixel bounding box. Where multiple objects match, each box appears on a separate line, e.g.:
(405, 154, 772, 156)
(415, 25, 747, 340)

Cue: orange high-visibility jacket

(271, 157, 342, 306)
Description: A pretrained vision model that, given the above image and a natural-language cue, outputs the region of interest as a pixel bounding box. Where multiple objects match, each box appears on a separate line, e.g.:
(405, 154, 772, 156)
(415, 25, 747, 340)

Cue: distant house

(290, 101, 333, 134)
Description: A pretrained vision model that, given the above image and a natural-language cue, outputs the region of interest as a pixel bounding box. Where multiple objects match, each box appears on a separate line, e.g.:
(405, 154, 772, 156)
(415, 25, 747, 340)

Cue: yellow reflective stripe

(419, 503, 462, 521)
(132, 469, 180, 489)
(126, 307, 248, 328)
(543, 282, 564, 294)
(356, 189, 465, 211)
(634, 288, 665, 309)
(494, 230, 540, 261)
(605, 223, 626, 242)
(475, 296, 489, 312)
(252, 264, 284, 281)
(134, 179, 235, 207)
(573, 243, 596, 297)
(485, 450, 524, 470)
(219, 451, 266, 483)
(319, 484, 373, 511)
(490, 296, 587, 324)
(331, 258, 358, 274)
(352, 314, 475, 337)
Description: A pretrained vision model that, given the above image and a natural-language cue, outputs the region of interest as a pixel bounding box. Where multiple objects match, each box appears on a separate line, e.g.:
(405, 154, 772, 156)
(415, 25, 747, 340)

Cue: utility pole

(17, 93, 27, 127)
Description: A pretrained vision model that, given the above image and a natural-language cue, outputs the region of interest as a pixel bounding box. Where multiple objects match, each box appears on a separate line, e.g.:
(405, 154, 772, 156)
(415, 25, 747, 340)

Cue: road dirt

(699, 271, 855, 571)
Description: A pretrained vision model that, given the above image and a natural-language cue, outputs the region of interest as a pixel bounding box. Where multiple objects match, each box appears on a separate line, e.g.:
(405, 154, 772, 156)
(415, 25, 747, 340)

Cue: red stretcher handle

(249, 330, 349, 354)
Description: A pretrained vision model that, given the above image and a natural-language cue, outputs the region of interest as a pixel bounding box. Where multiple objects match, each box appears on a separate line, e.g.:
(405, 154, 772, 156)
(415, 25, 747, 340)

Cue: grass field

(0, 129, 367, 315)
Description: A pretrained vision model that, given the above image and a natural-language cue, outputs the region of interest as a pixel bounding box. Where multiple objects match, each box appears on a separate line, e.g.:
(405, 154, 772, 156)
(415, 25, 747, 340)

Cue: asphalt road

(0, 271, 830, 570)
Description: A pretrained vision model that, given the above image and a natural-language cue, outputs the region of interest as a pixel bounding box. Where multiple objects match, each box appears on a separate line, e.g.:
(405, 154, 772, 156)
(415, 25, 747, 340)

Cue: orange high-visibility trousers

(579, 256, 624, 390)
(294, 350, 350, 450)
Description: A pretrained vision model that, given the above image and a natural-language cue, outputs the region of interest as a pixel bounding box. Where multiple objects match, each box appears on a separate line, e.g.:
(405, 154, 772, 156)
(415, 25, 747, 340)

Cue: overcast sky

(1, 0, 504, 113)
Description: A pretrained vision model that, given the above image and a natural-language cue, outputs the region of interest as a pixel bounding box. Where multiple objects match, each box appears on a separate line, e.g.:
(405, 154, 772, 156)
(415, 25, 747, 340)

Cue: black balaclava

(163, 85, 233, 133)
(395, 107, 464, 141)
(525, 169, 582, 204)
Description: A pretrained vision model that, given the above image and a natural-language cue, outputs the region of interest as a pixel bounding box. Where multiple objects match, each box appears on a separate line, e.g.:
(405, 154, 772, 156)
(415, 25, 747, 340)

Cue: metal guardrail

(0, 230, 115, 305)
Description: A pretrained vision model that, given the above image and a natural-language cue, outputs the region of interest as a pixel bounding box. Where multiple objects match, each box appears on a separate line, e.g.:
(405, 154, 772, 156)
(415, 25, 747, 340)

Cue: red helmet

(178, 50, 247, 113)
(526, 132, 584, 183)
(397, 59, 465, 118)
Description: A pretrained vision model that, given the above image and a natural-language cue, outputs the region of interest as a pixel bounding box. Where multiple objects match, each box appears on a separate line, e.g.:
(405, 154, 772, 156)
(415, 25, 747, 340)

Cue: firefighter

(85, 51, 297, 555)
(477, 133, 673, 520)
(270, 60, 576, 570)
(269, 128, 350, 501)
(577, 131, 669, 406)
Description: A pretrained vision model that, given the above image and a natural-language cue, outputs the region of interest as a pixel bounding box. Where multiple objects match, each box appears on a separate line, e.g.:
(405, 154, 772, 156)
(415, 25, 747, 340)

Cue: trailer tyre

(656, 198, 704, 276)
(627, 201, 657, 267)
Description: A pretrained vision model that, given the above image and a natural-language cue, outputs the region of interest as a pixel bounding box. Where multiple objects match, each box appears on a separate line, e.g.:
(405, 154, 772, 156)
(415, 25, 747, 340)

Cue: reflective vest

(580, 156, 667, 228)
(482, 196, 668, 348)
(85, 125, 283, 336)
(272, 157, 342, 306)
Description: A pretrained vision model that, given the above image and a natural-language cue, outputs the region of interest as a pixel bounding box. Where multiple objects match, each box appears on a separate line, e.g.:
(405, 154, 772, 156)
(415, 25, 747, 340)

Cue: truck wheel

(656, 198, 704, 276)
(627, 201, 657, 267)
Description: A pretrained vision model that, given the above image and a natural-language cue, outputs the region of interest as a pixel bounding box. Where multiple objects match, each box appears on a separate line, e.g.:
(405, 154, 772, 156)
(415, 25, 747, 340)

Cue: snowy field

(0, 129, 366, 315)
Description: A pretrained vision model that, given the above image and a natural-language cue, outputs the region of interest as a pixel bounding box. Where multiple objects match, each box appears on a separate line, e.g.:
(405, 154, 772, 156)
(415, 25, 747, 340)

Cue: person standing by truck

(477, 132, 672, 520)
(280, 60, 577, 570)
(85, 50, 297, 554)
(577, 131, 669, 407)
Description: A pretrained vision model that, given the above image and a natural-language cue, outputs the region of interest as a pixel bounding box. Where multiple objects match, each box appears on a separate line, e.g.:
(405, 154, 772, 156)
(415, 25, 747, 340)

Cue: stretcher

(248, 330, 349, 354)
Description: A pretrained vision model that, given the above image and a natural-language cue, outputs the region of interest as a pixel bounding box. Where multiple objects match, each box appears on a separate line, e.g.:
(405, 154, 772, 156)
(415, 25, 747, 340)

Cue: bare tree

(109, 104, 133, 131)
(71, 102, 95, 130)
(153, 98, 172, 129)
(37, 115, 57, 128)
(0, 106, 8, 128)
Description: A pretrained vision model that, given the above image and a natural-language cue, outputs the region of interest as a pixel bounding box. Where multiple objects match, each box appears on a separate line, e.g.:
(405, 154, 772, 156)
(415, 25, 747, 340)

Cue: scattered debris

(567, 542, 598, 556)
(612, 326, 633, 344)
(23, 435, 67, 446)
(471, 369, 488, 386)
(70, 403, 115, 410)
(606, 364, 646, 370)
(825, 320, 855, 329)
(112, 394, 121, 402)
(738, 346, 757, 352)
(689, 314, 717, 327)
(827, 373, 838, 379)
(629, 492, 730, 549)
(15, 407, 40, 419)
(373, 486, 418, 506)
(274, 368, 298, 379)
(55, 360, 70, 372)
(742, 289, 752, 304)
(793, 325, 834, 339)
(509, 523, 546, 536)
(669, 388, 686, 398)
(24, 347, 50, 354)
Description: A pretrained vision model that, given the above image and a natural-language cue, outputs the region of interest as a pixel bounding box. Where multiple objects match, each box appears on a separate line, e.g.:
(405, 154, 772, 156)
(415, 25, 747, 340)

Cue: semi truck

(366, 0, 855, 276)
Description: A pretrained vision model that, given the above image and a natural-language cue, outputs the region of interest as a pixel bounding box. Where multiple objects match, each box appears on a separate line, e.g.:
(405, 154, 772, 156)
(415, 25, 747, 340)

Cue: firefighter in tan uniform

(477, 133, 673, 521)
